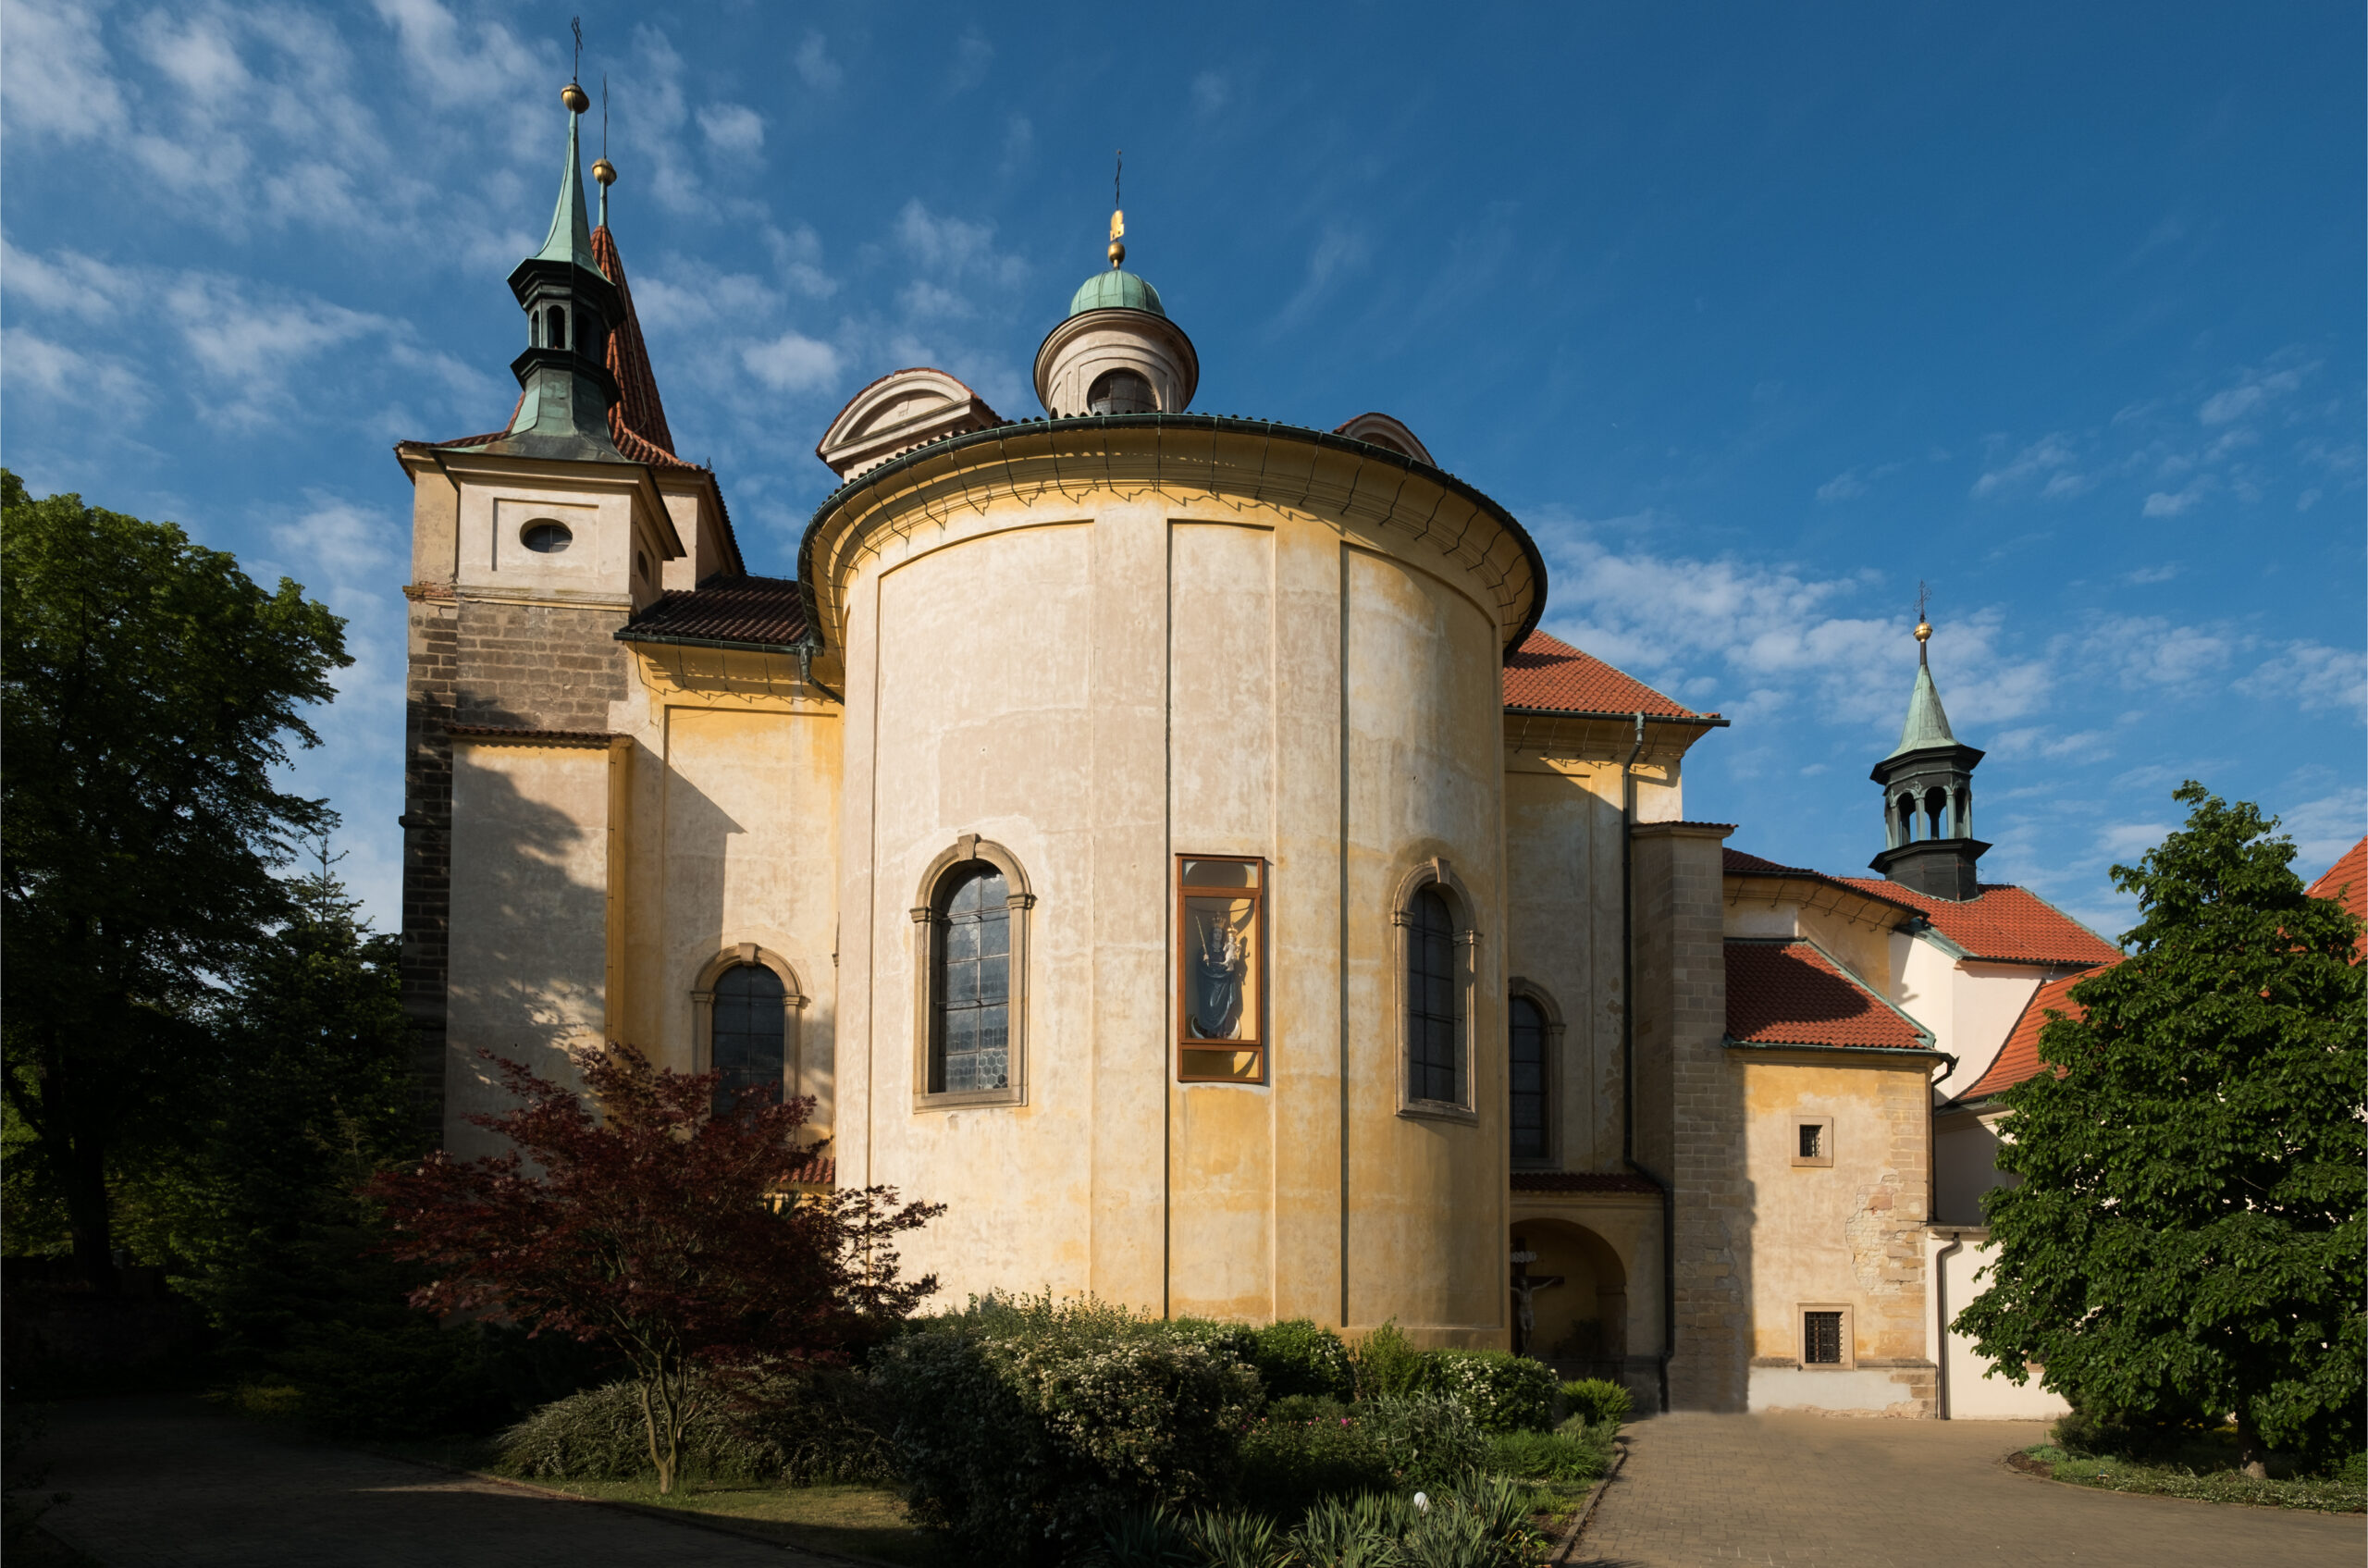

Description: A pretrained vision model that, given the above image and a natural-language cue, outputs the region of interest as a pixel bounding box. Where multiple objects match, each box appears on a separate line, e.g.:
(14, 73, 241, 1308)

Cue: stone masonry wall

(1632, 821, 1745, 1411)
(400, 592, 631, 1147)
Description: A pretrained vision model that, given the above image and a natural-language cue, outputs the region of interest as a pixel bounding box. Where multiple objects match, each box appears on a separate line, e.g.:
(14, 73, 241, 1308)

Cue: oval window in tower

(1087, 368, 1156, 415)
(521, 520, 574, 554)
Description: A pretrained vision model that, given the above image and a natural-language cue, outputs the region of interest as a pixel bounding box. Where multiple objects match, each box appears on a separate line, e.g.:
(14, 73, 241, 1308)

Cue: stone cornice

(796, 414, 1547, 662)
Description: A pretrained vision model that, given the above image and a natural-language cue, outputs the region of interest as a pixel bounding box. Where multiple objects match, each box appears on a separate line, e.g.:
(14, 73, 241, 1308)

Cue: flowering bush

(1360, 1391, 1490, 1488)
(1421, 1350, 1556, 1434)
(1250, 1318, 1355, 1401)
(873, 1292, 1262, 1565)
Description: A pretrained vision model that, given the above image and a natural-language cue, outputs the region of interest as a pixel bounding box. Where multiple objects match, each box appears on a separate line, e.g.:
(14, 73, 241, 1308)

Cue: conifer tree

(1955, 784, 2365, 1474)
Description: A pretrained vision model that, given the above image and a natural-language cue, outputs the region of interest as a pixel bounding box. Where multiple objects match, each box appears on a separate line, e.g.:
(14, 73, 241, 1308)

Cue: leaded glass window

(1509, 994, 1548, 1161)
(1408, 887, 1461, 1104)
(932, 864, 1011, 1093)
(712, 963, 785, 1113)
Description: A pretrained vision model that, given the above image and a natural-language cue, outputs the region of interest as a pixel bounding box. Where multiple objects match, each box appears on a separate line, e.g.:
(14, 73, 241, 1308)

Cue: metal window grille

(1509, 995, 1548, 1159)
(932, 864, 1010, 1093)
(1408, 888, 1461, 1104)
(1804, 1311, 1844, 1365)
(1798, 1121, 1824, 1159)
(712, 963, 785, 1113)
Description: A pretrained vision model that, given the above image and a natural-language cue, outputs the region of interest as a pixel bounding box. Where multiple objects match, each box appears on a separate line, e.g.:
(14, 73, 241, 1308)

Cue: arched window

(711, 963, 786, 1112)
(1393, 858, 1480, 1118)
(932, 862, 1011, 1093)
(1509, 994, 1549, 1162)
(547, 304, 567, 350)
(912, 836, 1035, 1108)
(1408, 887, 1461, 1105)
(1087, 368, 1156, 415)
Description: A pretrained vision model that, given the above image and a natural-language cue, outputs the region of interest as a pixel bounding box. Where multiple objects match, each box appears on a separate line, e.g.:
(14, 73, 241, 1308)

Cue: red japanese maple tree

(366, 1044, 941, 1492)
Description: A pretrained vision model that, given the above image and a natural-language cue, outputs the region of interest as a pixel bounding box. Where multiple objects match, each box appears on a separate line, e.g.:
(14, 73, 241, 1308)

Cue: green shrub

(497, 1378, 780, 1482)
(1558, 1377, 1632, 1430)
(1361, 1392, 1488, 1489)
(2052, 1403, 2214, 1462)
(1251, 1318, 1355, 1401)
(1423, 1351, 1555, 1434)
(1489, 1425, 1613, 1484)
(2336, 1451, 2367, 1489)
(1185, 1507, 1292, 1568)
(1349, 1320, 1427, 1401)
(1268, 1393, 1353, 1423)
(871, 1292, 1262, 1566)
(1233, 1407, 1392, 1517)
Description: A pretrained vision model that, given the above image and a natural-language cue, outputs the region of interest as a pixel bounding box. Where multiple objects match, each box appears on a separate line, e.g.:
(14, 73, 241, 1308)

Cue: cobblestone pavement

(1572, 1413, 2362, 1567)
(31, 1399, 828, 1568)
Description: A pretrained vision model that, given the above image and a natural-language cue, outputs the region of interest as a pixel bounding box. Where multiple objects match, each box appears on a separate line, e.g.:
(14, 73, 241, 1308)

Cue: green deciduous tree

(1, 471, 349, 1290)
(1955, 783, 2366, 1474)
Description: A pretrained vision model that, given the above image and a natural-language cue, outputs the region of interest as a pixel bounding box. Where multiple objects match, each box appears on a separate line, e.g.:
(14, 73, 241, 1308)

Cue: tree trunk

(60, 1131, 117, 1295)
(2236, 1408, 2268, 1480)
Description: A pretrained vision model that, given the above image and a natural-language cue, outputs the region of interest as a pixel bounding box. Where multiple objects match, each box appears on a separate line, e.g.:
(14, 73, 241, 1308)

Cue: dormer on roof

(817, 368, 1004, 481)
(1333, 412, 1436, 467)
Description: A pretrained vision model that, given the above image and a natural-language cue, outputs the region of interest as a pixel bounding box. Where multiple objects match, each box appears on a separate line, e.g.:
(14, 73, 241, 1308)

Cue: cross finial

(1914, 580, 1933, 659)
(572, 16, 583, 82)
(1107, 149, 1127, 268)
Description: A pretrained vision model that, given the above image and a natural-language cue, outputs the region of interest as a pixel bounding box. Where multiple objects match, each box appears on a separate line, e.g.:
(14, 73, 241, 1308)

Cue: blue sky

(4, 1, 2361, 938)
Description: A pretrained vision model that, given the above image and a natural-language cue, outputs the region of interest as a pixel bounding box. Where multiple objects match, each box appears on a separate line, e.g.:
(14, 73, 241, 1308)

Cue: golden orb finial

(592, 157, 616, 186)
(561, 80, 590, 114)
(1915, 619, 1932, 644)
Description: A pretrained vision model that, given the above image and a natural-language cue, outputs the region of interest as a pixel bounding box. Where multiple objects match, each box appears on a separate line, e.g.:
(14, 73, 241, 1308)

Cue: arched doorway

(1511, 1219, 1629, 1379)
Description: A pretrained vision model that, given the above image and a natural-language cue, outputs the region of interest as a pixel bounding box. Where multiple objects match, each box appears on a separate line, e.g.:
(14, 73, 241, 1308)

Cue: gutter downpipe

(796, 645, 845, 705)
(1931, 1225, 1965, 1420)
(1615, 711, 1675, 1416)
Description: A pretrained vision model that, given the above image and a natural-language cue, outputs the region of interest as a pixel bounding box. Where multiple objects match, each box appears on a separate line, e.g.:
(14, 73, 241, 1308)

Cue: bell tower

(482, 78, 627, 463)
(1868, 614, 1988, 900)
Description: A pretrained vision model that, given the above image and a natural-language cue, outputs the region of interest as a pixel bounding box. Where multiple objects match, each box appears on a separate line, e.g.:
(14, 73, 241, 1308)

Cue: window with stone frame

(709, 962, 787, 1113)
(1177, 857, 1264, 1083)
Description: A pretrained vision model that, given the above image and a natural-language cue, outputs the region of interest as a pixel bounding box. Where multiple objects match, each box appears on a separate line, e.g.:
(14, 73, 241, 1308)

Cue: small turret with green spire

(1868, 610, 1990, 900)
(481, 79, 627, 463)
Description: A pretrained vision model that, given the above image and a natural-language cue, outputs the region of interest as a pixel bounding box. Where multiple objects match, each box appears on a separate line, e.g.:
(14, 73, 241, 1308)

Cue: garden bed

(2008, 1444, 2365, 1513)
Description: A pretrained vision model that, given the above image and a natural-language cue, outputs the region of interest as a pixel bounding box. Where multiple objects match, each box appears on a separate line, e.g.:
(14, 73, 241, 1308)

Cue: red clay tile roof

(1838, 879, 2120, 967)
(1511, 1171, 1662, 1194)
(1722, 848, 1926, 919)
(590, 225, 689, 469)
(1724, 939, 1932, 1050)
(2307, 836, 2367, 923)
(1960, 971, 2092, 1101)
(618, 575, 808, 648)
(1503, 630, 1704, 719)
(781, 1151, 834, 1187)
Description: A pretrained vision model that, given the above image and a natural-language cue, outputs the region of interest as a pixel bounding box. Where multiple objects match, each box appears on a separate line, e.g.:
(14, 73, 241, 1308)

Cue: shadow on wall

(446, 746, 607, 1154)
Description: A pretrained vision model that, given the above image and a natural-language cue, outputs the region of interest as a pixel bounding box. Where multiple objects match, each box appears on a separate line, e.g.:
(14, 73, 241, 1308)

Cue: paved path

(31, 1399, 829, 1568)
(1573, 1413, 2362, 1567)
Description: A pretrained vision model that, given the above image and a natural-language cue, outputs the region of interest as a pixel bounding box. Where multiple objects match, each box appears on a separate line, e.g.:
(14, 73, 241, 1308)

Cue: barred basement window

(1804, 1311, 1844, 1365)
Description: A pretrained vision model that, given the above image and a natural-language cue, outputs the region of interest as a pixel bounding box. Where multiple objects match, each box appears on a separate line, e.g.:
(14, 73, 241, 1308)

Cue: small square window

(1799, 1307, 1856, 1374)
(1792, 1116, 1834, 1167)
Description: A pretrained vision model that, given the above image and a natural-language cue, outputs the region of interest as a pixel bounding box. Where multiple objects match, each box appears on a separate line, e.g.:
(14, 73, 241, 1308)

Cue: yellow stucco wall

(445, 738, 612, 1159)
(1740, 1055, 1934, 1414)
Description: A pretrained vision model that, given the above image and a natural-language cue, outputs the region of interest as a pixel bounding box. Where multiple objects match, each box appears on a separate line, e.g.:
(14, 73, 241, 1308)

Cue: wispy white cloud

(1192, 70, 1229, 117)
(697, 103, 765, 159)
(2198, 361, 2309, 426)
(948, 31, 993, 93)
(2236, 642, 2368, 719)
(1971, 433, 2079, 498)
(795, 31, 843, 92)
(742, 329, 842, 394)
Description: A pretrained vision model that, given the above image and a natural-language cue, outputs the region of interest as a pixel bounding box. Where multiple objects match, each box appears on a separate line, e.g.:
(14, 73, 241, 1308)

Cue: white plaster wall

(453, 476, 663, 609)
(1933, 1109, 2017, 1227)
(859, 521, 1101, 1301)
(1933, 961, 2045, 1101)
(1928, 1231, 2070, 1420)
(445, 741, 610, 1159)
(1748, 1365, 1911, 1414)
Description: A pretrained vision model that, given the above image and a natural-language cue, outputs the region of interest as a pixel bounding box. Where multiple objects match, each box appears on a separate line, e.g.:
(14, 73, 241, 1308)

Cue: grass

(511, 1474, 936, 1564)
(2015, 1444, 2365, 1513)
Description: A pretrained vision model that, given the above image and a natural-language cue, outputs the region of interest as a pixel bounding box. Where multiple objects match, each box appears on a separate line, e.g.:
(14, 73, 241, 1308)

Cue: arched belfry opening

(1868, 615, 1989, 899)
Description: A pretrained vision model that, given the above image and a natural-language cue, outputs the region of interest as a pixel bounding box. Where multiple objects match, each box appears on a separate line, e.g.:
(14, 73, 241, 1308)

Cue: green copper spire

(532, 96, 599, 274)
(1885, 631, 1958, 759)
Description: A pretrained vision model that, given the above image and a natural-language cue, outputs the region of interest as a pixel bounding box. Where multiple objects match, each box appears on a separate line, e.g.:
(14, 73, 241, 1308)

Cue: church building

(395, 87, 2120, 1418)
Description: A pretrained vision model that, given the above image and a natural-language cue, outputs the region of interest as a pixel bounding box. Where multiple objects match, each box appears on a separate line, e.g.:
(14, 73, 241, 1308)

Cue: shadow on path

(29, 1397, 824, 1568)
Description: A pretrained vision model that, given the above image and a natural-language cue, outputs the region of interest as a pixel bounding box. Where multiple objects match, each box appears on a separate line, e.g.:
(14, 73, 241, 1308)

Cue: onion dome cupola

(482, 80, 629, 463)
(1034, 195, 1199, 416)
(1868, 616, 1990, 901)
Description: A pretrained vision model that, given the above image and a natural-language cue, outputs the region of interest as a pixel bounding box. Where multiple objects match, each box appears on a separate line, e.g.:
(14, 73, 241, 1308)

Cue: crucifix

(1509, 1246, 1563, 1357)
